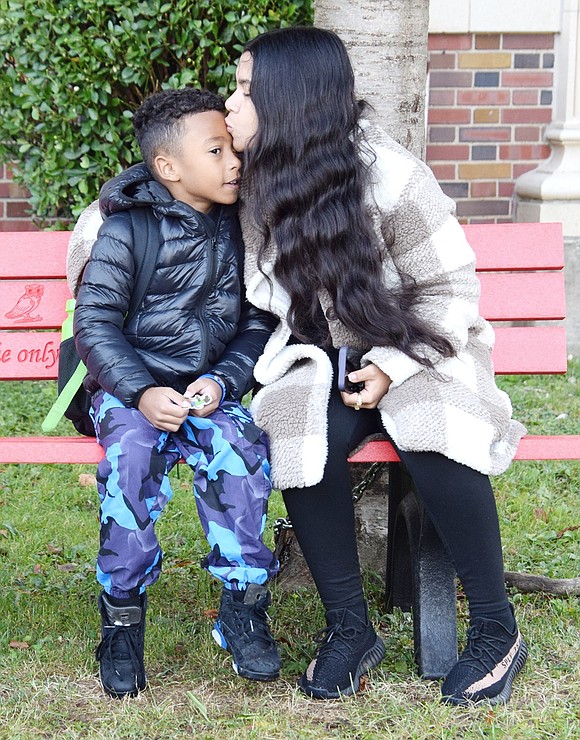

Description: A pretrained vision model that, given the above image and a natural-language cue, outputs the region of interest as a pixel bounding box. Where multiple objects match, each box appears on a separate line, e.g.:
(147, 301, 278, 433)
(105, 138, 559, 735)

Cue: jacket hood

(99, 162, 188, 220)
(98, 162, 238, 222)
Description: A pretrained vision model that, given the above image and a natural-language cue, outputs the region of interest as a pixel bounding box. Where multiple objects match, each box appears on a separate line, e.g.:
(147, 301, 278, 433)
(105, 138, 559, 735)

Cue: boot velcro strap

(102, 597, 142, 627)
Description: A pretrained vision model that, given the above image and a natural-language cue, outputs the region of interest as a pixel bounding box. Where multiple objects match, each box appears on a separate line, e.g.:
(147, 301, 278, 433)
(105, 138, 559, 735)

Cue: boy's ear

(153, 153, 180, 182)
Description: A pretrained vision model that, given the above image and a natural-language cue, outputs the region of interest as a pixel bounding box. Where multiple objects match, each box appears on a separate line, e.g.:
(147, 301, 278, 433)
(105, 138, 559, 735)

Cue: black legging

(282, 366, 513, 627)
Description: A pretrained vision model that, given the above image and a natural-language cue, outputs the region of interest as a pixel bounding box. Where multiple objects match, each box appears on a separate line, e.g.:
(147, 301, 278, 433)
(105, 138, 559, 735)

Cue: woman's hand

(340, 363, 392, 411)
(138, 386, 190, 431)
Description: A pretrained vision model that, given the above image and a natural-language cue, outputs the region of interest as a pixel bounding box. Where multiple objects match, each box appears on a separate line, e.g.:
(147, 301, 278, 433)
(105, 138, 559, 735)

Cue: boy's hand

(184, 377, 222, 417)
(340, 363, 392, 411)
(137, 386, 190, 431)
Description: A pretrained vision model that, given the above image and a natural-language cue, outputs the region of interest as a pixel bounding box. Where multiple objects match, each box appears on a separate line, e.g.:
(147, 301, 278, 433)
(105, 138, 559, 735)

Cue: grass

(0, 361, 579, 738)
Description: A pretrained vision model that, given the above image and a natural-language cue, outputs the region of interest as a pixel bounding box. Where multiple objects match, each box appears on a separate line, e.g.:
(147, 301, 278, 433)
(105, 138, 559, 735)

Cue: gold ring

(354, 393, 362, 411)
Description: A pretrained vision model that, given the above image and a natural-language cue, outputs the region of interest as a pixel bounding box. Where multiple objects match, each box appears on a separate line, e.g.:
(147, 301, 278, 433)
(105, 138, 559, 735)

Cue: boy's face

(155, 111, 240, 213)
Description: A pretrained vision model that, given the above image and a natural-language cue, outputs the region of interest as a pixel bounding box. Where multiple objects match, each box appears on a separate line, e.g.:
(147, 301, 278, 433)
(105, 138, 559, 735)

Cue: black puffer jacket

(74, 164, 277, 407)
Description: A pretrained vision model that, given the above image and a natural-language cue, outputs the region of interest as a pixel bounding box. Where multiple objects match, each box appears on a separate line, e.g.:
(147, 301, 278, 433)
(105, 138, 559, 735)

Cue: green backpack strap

(41, 207, 159, 433)
(41, 357, 87, 432)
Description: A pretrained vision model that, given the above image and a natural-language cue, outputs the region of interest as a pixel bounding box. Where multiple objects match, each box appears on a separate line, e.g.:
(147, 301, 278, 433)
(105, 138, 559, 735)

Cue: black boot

(96, 591, 147, 698)
(299, 603, 386, 699)
(212, 584, 280, 681)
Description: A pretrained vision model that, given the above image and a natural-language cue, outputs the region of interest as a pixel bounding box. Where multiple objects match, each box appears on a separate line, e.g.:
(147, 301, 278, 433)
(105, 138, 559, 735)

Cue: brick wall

(0, 164, 36, 232)
(427, 32, 554, 223)
(0, 31, 557, 229)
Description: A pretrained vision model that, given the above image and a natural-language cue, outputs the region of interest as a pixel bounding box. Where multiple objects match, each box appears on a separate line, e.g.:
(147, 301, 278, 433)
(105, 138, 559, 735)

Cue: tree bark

(314, 0, 430, 158)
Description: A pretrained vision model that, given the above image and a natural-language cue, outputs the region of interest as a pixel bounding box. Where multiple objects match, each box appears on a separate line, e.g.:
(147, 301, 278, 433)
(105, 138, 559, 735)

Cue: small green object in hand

(190, 393, 213, 410)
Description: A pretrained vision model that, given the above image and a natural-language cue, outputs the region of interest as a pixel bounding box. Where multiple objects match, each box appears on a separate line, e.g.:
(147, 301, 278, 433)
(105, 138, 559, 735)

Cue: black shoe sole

(442, 638, 528, 707)
(233, 662, 280, 682)
(100, 675, 146, 699)
(102, 685, 145, 699)
(299, 635, 386, 700)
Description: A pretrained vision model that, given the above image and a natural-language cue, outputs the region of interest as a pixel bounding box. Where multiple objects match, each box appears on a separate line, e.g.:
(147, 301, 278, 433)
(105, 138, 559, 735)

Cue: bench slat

(2, 433, 577, 466)
(464, 222, 564, 271)
(0, 326, 568, 380)
(0, 223, 565, 278)
(0, 270, 566, 329)
(0, 234, 69, 278)
(478, 272, 566, 321)
(0, 331, 60, 379)
(347, 435, 580, 464)
(0, 280, 71, 329)
(0, 436, 103, 464)
(491, 327, 567, 374)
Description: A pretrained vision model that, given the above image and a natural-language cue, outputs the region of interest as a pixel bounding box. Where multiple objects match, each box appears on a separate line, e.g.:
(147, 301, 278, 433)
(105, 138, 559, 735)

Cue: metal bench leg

(385, 462, 458, 679)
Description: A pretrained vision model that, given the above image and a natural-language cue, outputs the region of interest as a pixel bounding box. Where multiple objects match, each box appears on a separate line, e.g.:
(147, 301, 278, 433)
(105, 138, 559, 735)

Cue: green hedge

(0, 0, 312, 225)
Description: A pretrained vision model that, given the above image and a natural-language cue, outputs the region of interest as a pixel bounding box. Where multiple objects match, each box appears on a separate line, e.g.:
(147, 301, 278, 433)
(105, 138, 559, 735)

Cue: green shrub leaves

(0, 0, 312, 224)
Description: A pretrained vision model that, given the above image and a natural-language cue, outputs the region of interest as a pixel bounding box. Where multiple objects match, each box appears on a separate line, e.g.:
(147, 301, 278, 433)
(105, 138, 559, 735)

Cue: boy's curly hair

(133, 88, 225, 172)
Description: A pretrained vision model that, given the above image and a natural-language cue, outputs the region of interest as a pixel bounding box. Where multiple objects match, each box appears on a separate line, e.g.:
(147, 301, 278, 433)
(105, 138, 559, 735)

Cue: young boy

(71, 88, 280, 698)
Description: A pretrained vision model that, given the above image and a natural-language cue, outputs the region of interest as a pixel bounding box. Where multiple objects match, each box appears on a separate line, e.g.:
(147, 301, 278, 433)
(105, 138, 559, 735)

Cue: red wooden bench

(1, 222, 578, 678)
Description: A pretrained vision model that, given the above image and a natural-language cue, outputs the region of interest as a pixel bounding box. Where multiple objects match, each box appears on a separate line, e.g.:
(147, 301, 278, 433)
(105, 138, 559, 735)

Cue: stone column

(514, 0, 580, 354)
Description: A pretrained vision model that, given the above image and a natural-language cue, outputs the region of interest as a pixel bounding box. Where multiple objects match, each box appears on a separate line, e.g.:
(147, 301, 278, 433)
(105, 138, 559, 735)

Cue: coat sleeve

(363, 149, 482, 387)
(210, 299, 278, 400)
(73, 212, 157, 407)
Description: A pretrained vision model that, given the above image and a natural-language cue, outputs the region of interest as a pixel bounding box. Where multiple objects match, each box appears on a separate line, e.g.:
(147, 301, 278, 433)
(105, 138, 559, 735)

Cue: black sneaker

(212, 584, 280, 681)
(96, 591, 147, 699)
(299, 605, 386, 699)
(441, 611, 528, 706)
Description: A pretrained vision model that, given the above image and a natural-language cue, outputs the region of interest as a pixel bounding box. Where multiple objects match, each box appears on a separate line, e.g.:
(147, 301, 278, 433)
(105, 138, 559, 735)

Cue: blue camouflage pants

(90, 391, 278, 599)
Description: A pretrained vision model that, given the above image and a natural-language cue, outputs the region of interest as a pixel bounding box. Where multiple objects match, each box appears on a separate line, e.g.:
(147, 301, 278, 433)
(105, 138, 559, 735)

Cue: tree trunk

(273, 464, 391, 590)
(314, 0, 430, 158)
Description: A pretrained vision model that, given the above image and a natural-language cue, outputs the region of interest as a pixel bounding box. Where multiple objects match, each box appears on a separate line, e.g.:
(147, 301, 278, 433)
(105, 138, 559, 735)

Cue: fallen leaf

(46, 544, 63, 555)
(78, 473, 97, 487)
(202, 609, 219, 620)
(9, 640, 29, 650)
(57, 563, 77, 572)
(172, 559, 195, 567)
(33, 564, 42, 574)
(534, 508, 548, 522)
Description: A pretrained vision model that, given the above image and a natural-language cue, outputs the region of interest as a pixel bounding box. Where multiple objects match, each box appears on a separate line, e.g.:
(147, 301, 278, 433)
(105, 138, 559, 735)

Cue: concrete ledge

(429, 0, 561, 34)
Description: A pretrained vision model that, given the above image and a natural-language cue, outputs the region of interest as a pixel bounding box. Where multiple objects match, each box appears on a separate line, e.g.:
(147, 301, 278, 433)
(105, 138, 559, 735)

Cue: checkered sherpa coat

(240, 122, 526, 490)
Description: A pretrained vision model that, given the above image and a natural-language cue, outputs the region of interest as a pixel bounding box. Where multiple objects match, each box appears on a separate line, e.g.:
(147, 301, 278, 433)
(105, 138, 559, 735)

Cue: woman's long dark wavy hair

(242, 26, 454, 367)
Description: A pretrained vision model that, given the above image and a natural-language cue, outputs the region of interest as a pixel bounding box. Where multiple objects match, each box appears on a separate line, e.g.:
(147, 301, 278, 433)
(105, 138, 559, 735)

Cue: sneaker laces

(96, 624, 143, 676)
(457, 622, 510, 673)
(313, 621, 365, 663)
(229, 596, 275, 649)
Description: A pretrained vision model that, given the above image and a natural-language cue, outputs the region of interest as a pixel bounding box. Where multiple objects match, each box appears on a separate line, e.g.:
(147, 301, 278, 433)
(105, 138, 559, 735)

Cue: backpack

(42, 206, 159, 436)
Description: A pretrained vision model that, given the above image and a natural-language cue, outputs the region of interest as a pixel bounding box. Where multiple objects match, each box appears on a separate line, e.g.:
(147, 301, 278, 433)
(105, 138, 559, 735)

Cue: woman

(225, 26, 528, 705)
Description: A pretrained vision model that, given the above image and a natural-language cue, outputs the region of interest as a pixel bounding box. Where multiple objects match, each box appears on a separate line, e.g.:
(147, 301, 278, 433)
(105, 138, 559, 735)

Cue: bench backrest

(0, 222, 567, 383)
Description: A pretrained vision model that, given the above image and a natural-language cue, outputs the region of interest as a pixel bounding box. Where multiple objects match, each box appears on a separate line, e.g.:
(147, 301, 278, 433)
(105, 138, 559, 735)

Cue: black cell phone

(337, 346, 365, 393)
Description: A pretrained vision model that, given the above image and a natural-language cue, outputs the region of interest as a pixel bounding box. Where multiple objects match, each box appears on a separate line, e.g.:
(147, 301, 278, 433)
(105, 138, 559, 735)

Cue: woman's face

(225, 52, 258, 152)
